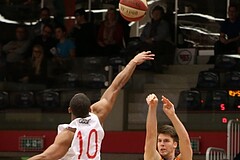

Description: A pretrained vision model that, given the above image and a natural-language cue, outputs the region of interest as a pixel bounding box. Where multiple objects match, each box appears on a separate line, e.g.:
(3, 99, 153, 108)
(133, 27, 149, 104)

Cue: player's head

(69, 93, 91, 119)
(157, 125, 179, 158)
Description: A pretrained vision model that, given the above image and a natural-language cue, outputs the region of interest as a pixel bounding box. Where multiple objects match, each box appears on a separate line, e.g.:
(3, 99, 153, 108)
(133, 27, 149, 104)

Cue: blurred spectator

(19, 44, 48, 84)
(139, 5, 174, 72)
(53, 25, 76, 59)
(2, 25, 30, 63)
(2, 25, 31, 81)
(69, 8, 98, 57)
(208, 4, 240, 64)
(32, 24, 57, 59)
(97, 8, 124, 57)
(140, 5, 172, 44)
(32, 7, 56, 37)
(51, 25, 75, 75)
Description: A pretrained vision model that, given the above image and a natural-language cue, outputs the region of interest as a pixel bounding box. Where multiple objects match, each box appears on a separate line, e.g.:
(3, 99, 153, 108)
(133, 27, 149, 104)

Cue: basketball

(119, 0, 148, 21)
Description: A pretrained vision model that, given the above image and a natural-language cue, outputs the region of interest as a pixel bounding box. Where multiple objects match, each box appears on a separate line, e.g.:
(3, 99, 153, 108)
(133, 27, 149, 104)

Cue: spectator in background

(2, 25, 31, 81)
(139, 5, 174, 73)
(97, 8, 124, 57)
(51, 25, 75, 75)
(140, 5, 172, 45)
(208, 4, 240, 64)
(32, 7, 56, 37)
(32, 24, 57, 59)
(19, 44, 48, 84)
(69, 8, 98, 57)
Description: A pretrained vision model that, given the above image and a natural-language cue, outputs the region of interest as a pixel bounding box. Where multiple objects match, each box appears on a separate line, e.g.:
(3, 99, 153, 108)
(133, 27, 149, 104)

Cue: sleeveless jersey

(69, 113, 104, 160)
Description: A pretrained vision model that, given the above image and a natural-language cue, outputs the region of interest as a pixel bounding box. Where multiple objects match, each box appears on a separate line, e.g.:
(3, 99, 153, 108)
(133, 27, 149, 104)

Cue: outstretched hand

(146, 93, 158, 108)
(132, 51, 154, 65)
(161, 95, 175, 116)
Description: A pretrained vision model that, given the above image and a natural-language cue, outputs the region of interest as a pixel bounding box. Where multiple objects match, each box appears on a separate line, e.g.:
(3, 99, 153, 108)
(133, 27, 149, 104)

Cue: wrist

(129, 59, 138, 65)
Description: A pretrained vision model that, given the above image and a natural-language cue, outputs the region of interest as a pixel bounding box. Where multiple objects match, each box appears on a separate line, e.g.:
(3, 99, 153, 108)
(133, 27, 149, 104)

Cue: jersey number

(77, 129, 98, 159)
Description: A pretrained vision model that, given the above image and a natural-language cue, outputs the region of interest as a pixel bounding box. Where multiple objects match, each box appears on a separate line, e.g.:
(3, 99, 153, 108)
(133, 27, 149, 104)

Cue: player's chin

(159, 149, 168, 155)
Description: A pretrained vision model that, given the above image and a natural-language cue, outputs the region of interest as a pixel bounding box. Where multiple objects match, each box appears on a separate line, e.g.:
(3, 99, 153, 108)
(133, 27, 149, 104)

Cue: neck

(161, 153, 176, 160)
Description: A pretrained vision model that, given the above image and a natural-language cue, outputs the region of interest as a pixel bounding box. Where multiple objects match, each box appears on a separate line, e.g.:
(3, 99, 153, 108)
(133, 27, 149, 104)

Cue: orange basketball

(119, 0, 148, 21)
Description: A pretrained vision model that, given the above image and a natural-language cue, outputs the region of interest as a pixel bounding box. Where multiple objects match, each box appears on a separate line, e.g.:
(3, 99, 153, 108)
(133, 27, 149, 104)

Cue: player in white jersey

(28, 51, 154, 160)
(57, 101, 104, 160)
(69, 112, 104, 160)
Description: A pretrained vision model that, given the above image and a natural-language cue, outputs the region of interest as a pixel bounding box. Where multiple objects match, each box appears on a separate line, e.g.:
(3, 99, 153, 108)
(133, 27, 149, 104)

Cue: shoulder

(64, 39, 75, 48)
(221, 18, 230, 26)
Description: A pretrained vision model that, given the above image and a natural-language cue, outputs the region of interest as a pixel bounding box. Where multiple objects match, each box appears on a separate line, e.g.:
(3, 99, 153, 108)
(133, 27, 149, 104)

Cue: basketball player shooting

(28, 51, 154, 160)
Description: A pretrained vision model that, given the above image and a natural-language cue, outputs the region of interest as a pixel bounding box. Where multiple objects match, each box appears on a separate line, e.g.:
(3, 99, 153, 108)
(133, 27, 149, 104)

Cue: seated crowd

(0, 5, 177, 86)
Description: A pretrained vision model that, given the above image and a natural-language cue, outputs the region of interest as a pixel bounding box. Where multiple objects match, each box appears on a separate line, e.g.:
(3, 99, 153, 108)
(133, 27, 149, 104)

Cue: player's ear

(173, 141, 178, 149)
(68, 107, 72, 113)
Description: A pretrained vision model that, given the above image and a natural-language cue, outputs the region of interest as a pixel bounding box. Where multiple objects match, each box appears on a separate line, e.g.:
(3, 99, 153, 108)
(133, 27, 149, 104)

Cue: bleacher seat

(82, 73, 107, 89)
(35, 90, 60, 111)
(76, 57, 109, 89)
(0, 91, 9, 109)
(214, 55, 237, 71)
(54, 72, 80, 88)
(109, 57, 126, 66)
(196, 70, 220, 89)
(177, 90, 202, 110)
(224, 71, 240, 89)
(10, 91, 34, 108)
(205, 90, 229, 111)
(82, 57, 107, 73)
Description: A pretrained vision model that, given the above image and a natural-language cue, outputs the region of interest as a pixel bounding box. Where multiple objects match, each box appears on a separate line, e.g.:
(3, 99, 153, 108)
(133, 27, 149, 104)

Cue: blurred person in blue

(51, 25, 75, 75)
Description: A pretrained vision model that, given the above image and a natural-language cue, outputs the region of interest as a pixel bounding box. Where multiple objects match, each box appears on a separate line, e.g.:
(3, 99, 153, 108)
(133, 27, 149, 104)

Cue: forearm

(146, 107, 158, 141)
(110, 59, 137, 90)
(98, 59, 138, 120)
(168, 113, 193, 160)
(29, 143, 67, 160)
(168, 114, 190, 142)
(28, 153, 47, 160)
(144, 105, 159, 159)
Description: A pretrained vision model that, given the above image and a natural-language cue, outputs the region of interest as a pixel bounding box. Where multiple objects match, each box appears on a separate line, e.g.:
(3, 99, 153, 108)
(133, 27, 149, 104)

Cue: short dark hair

(158, 125, 179, 143)
(152, 5, 165, 15)
(43, 24, 53, 32)
(69, 93, 91, 118)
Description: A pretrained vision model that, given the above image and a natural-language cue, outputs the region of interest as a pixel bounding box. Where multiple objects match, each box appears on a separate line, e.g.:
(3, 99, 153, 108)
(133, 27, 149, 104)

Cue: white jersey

(69, 113, 104, 160)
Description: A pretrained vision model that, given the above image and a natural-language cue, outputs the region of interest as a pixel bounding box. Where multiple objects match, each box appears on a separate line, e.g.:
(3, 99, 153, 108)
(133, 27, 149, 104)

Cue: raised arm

(91, 51, 154, 124)
(161, 96, 193, 160)
(144, 94, 161, 160)
(28, 129, 74, 160)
